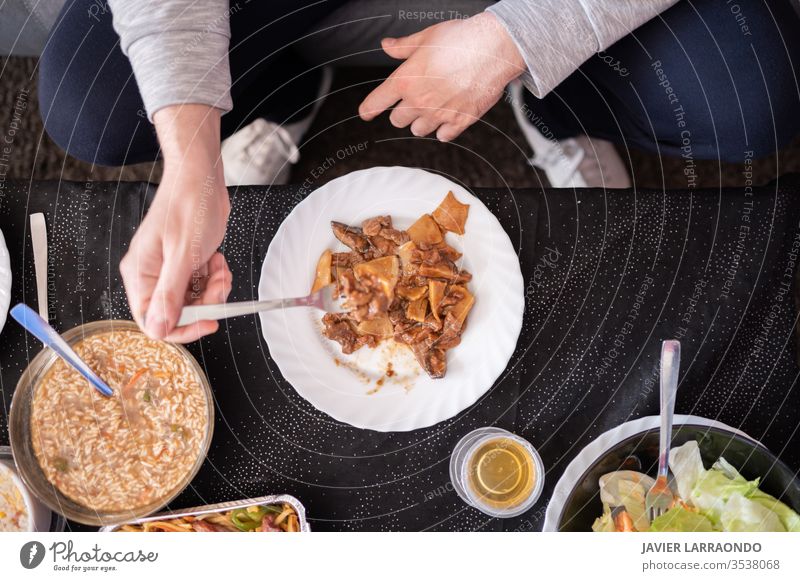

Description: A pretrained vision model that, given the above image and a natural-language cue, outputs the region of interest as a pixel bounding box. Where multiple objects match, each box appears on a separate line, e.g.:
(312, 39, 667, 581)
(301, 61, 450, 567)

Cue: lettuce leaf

(649, 506, 715, 532)
(684, 451, 798, 532)
(690, 466, 759, 526)
(720, 492, 786, 532)
(712, 457, 745, 480)
(592, 511, 616, 532)
(669, 441, 706, 503)
(748, 489, 800, 532)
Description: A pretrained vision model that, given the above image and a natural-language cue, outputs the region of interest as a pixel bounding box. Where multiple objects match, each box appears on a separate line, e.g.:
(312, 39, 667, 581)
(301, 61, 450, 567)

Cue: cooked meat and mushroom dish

(311, 192, 475, 379)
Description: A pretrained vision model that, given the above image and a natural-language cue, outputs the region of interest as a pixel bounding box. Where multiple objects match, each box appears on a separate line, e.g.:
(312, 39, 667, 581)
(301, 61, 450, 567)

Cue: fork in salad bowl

(645, 340, 680, 522)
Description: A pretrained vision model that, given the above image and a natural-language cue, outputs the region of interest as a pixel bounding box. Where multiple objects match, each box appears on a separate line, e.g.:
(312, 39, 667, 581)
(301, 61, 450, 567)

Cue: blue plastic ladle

(10, 304, 113, 397)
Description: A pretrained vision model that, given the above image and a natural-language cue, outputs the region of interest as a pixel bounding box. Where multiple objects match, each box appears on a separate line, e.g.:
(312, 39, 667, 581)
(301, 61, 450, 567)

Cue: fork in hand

(177, 284, 346, 327)
(646, 340, 681, 522)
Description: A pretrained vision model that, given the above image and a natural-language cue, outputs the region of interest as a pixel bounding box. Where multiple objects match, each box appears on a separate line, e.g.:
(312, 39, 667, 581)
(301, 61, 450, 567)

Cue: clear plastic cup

(450, 427, 545, 518)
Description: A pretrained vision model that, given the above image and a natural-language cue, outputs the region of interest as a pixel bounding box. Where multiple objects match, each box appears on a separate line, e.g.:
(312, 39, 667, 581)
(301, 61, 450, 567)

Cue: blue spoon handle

(10, 304, 114, 397)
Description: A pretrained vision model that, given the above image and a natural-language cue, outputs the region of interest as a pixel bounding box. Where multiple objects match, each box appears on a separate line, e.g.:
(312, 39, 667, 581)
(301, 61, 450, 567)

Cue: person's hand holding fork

(120, 104, 232, 343)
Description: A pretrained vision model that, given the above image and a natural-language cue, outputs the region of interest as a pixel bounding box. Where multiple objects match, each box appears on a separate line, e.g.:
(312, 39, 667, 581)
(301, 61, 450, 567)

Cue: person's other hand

(120, 104, 232, 343)
(359, 12, 526, 142)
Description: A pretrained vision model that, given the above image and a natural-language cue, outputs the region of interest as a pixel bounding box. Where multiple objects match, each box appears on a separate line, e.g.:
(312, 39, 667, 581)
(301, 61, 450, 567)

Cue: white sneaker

(507, 80, 632, 189)
(222, 67, 333, 186)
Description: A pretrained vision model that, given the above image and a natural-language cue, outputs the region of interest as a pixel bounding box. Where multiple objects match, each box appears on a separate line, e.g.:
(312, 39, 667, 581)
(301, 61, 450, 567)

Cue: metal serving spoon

(177, 284, 346, 327)
(10, 303, 113, 397)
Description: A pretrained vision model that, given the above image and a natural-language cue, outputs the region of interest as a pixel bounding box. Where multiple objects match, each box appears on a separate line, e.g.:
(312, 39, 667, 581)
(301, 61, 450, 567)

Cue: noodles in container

(9, 321, 214, 526)
(101, 495, 310, 532)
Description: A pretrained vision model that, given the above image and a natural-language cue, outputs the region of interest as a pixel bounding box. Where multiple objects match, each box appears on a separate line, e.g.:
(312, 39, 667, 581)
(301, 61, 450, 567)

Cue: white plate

(542, 415, 758, 531)
(0, 228, 11, 334)
(259, 167, 524, 431)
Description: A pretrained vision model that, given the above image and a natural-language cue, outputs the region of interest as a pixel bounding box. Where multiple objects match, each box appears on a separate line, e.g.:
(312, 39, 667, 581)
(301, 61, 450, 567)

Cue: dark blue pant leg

(39, 0, 158, 166)
(525, 0, 800, 162)
(39, 0, 349, 166)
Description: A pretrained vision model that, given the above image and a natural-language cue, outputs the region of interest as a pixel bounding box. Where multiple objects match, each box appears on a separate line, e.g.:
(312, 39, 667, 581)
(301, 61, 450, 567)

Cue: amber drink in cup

(450, 427, 544, 518)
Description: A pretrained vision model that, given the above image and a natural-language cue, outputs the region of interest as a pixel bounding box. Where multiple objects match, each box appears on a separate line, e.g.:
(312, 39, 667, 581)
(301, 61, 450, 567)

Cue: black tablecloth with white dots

(1, 175, 799, 531)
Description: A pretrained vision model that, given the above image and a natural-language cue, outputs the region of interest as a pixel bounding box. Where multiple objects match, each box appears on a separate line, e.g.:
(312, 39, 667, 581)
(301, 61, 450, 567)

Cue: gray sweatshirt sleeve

(487, 0, 680, 98)
(107, 0, 233, 122)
